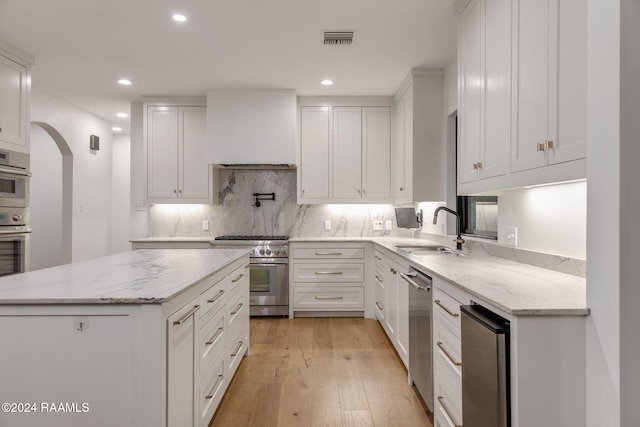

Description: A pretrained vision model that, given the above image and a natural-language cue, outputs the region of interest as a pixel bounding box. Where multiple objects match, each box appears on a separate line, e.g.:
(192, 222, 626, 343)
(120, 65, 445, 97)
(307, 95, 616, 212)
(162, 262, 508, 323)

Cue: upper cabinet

(144, 101, 212, 204)
(458, 0, 510, 184)
(394, 70, 445, 204)
(0, 45, 32, 154)
(297, 98, 392, 204)
(457, 0, 587, 194)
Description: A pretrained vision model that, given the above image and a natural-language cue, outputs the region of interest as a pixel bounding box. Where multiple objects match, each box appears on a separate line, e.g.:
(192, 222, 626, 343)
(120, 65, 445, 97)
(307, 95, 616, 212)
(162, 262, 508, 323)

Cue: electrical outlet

(202, 220, 209, 231)
(324, 220, 331, 231)
(506, 226, 518, 246)
(133, 202, 148, 212)
(385, 220, 393, 231)
(373, 220, 383, 231)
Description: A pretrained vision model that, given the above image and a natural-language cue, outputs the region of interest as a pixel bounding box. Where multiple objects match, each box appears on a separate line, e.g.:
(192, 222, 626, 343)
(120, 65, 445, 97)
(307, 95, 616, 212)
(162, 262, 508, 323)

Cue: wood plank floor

(209, 317, 433, 427)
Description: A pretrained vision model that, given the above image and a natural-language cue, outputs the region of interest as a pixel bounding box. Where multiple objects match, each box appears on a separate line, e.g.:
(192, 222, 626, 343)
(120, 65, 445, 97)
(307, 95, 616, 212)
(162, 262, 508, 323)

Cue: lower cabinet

(289, 242, 367, 317)
(167, 259, 250, 427)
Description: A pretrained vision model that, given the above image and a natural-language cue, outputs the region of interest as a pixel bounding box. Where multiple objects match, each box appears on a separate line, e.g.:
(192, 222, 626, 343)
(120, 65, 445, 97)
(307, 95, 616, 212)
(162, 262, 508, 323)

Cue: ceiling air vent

(323, 31, 355, 45)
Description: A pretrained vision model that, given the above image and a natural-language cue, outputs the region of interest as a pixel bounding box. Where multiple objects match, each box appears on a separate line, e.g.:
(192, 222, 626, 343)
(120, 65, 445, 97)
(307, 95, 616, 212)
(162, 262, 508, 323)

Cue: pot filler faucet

(433, 207, 465, 250)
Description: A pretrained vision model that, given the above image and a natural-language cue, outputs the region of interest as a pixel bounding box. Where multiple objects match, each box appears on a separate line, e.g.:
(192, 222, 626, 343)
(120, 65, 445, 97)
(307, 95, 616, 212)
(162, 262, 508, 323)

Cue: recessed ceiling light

(117, 112, 128, 118)
(117, 79, 132, 86)
(321, 79, 334, 86)
(172, 14, 187, 22)
(112, 127, 122, 132)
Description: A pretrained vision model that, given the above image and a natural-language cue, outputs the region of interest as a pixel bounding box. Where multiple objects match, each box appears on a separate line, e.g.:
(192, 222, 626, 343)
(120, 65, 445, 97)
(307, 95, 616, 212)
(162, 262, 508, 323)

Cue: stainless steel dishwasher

(461, 303, 511, 427)
(400, 267, 433, 411)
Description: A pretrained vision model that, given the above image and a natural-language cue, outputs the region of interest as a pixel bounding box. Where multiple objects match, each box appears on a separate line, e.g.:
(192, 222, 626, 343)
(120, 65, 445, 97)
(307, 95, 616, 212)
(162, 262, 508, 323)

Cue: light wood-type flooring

(209, 317, 433, 427)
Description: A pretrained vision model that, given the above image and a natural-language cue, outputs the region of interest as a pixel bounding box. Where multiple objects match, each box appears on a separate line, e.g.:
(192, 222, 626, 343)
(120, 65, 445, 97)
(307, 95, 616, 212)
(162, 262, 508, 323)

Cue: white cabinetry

(144, 102, 212, 204)
(457, 0, 587, 194)
(373, 249, 410, 368)
(511, 0, 587, 173)
(458, 0, 510, 184)
(297, 99, 392, 204)
(394, 70, 445, 203)
(290, 242, 367, 317)
(0, 47, 31, 153)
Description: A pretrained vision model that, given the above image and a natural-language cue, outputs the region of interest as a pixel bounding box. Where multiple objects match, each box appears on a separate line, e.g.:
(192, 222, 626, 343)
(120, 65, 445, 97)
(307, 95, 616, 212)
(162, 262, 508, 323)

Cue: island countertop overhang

(0, 249, 250, 304)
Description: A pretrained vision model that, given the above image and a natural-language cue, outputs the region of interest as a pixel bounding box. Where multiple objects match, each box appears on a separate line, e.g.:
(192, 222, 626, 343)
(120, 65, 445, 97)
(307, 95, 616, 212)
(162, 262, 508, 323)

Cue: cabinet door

(458, 0, 482, 184)
(167, 299, 200, 426)
(362, 107, 391, 200)
(395, 262, 409, 366)
(147, 106, 179, 199)
(0, 56, 27, 150)
(481, 0, 511, 179)
(511, 0, 552, 172)
(179, 106, 210, 200)
(551, 0, 587, 164)
(332, 107, 362, 199)
(394, 97, 409, 198)
(385, 265, 398, 338)
(299, 107, 330, 199)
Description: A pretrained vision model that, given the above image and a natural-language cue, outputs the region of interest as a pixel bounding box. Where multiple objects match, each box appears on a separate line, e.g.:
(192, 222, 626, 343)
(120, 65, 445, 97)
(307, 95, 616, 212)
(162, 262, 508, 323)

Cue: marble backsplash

(148, 169, 586, 277)
(149, 169, 399, 238)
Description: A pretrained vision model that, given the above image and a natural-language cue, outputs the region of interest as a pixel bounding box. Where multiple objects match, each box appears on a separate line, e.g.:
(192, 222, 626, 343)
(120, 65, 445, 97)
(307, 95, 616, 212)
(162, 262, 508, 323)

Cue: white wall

(111, 133, 131, 254)
(498, 181, 587, 259)
(30, 124, 64, 269)
(30, 90, 115, 262)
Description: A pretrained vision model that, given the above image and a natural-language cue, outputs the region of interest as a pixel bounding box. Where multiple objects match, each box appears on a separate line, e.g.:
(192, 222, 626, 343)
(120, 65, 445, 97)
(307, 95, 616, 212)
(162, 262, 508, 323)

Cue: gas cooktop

(214, 235, 289, 241)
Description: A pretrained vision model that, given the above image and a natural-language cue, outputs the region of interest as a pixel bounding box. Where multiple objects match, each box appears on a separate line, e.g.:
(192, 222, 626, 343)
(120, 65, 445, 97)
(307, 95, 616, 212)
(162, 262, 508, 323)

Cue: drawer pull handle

(315, 252, 343, 256)
(230, 341, 243, 357)
(205, 374, 224, 399)
(437, 396, 462, 427)
(231, 273, 244, 283)
(206, 327, 224, 346)
(230, 303, 243, 315)
(207, 290, 225, 303)
(435, 300, 459, 318)
(437, 341, 462, 366)
(314, 271, 343, 275)
(315, 296, 343, 300)
(375, 275, 384, 282)
(375, 302, 384, 310)
(172, 305, 201, 326)
(374, 255, 382, 261)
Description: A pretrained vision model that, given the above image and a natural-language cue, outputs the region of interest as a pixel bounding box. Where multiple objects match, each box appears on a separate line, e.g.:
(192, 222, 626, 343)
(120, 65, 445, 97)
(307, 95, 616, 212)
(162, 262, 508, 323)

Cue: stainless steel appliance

(461, 303, 511, 427)
(400, 267, 433, 411)
(211, 235, 289, 316)
(0, 207, 30, 276)
(0, 149, 30, 208)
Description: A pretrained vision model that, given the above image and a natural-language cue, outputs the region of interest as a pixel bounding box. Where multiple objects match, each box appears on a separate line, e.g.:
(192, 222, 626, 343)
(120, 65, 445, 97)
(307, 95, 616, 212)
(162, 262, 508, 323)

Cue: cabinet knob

(472, 162, 478, 170)
(173, 189, 177, 193)
(399, 187, 404, 191)
(357, 189, 361, 194)
(546, 140, 554, 150)
(537, 142, 546, 152)
(477, 162, 483, 169)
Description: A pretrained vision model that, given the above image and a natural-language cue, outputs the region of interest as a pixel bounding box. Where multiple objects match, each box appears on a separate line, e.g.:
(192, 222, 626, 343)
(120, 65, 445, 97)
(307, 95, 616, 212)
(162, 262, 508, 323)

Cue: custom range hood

(207, 89, 297, 169)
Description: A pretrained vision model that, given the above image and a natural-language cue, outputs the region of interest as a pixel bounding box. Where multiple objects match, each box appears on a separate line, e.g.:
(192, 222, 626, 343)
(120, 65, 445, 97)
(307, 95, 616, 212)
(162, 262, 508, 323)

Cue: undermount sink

(396, 244, 465, 257)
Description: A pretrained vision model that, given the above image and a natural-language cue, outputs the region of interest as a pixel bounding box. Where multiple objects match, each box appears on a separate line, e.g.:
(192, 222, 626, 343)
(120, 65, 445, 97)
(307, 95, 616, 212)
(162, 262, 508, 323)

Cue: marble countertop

(290, 236, 588, 316)
(0, 249, 249, 304)
(130, 237, 214, 243)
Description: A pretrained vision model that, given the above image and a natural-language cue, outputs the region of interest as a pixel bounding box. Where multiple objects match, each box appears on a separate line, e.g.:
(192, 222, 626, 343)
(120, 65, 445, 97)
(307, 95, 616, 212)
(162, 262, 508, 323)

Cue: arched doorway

(30, 121, 73, 269)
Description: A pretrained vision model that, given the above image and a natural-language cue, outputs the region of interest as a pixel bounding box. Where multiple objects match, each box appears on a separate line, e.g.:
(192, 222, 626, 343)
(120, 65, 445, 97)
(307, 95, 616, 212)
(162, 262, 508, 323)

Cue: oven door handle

(0, 228, 31, 236)
(251, 261, 288, 266)
(0, 166, 31, 177)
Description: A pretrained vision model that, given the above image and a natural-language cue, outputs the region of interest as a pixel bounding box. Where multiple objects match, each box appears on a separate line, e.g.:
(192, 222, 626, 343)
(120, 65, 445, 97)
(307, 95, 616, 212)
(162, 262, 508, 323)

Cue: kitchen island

(0, 249, 250, 427)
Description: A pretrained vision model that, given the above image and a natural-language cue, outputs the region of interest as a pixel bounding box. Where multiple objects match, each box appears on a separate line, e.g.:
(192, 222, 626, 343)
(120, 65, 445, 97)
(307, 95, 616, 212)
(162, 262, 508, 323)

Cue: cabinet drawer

(227, 326, 248, 377)
(199, 305, 226, 376)
(198, 356, 226, 427)
(374, 267, 385, 292)
(199, 279, 226, 324)
(373, 251, 385, 270)
(226, 267, 248, 297)
(434, 319, 462, 375)
(293, 247, 365, 259)
(434, 287, 463, 337)
(435, 353, 462, 426)
(294, 286, 364, 310)
(292, 263, 365, 283)
(374, 288, 385, 322)
(227, 289, 246, 334)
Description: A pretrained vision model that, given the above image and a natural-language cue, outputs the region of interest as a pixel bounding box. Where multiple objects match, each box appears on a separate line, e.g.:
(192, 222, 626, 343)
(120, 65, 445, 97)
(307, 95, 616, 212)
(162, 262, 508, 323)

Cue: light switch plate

(202, 220, 209, 231)
(324, 220, 331, 231)
(373, 220, 383, 231)
(385, 220, 393, 231)
(506, 226, 518, 246)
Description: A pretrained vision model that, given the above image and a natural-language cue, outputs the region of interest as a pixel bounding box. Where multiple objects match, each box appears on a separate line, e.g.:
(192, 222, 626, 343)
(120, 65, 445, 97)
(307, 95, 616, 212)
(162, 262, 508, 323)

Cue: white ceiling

(0, 0, 458, 133)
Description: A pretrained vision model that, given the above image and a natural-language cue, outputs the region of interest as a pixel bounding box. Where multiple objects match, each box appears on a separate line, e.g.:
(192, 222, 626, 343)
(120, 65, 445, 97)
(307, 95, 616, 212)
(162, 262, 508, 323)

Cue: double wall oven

(210, 235, 289, 316)
(0, 149, 31, 277)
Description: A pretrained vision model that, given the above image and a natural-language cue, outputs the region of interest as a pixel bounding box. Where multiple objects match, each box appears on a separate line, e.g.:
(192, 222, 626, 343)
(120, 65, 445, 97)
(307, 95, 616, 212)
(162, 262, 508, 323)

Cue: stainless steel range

(211, 235, 289, 317)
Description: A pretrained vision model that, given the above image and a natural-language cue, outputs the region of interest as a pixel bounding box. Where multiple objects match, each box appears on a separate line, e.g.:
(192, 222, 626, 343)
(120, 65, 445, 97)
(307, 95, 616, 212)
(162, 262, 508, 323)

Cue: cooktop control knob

(12, 214, 21, 222)
(259, 248, 265, 255)
(265, 249, 272, 256)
